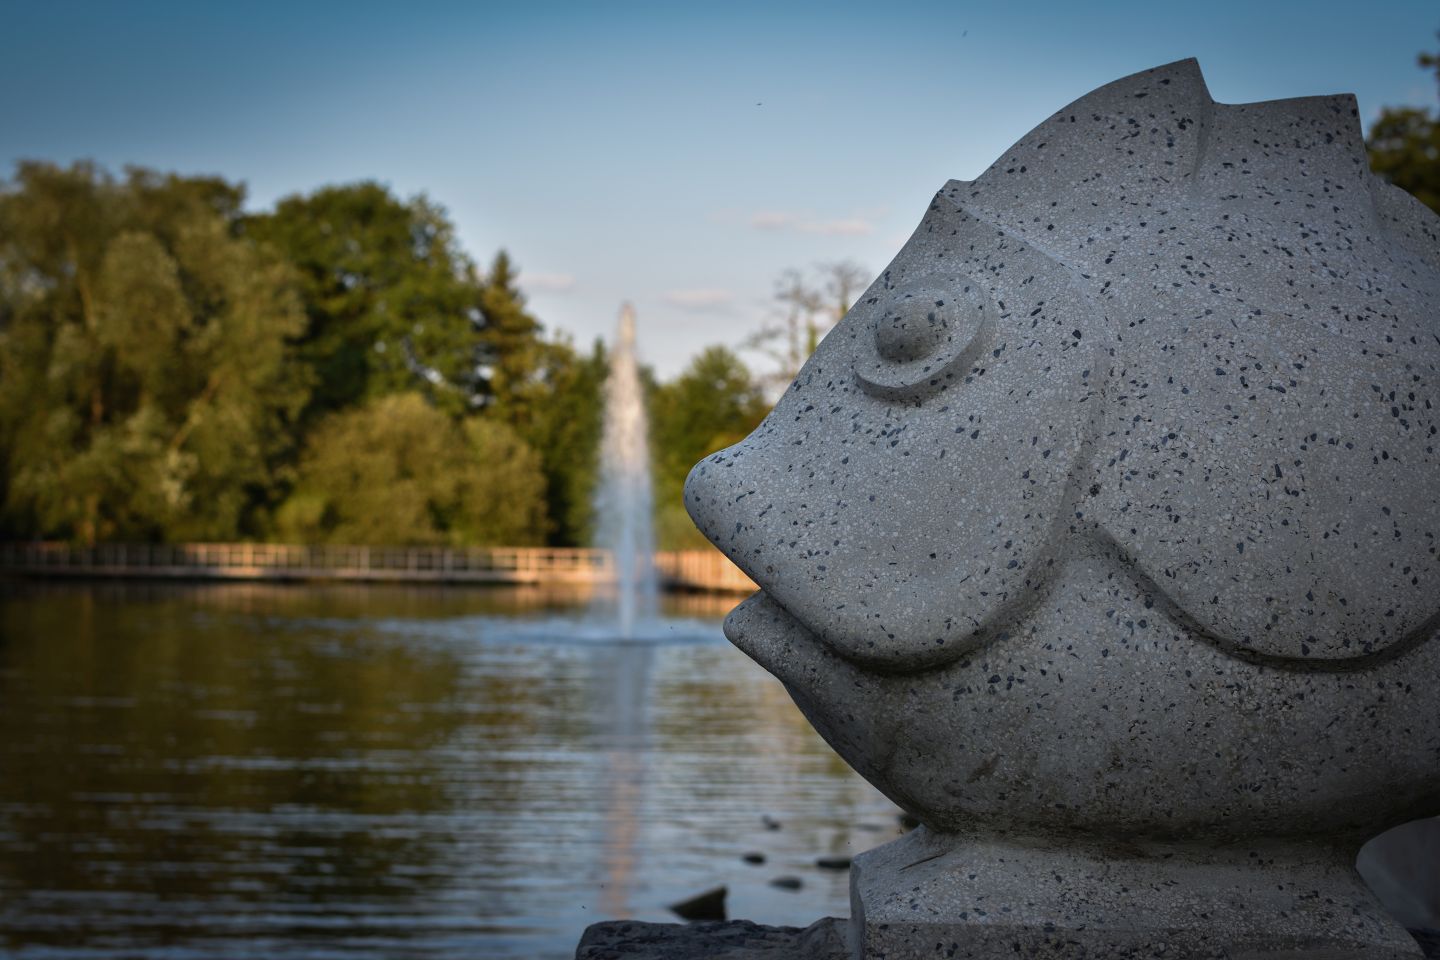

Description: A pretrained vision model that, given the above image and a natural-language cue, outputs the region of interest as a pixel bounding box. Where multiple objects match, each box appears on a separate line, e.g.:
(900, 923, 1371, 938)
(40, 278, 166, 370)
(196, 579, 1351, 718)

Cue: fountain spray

(593, 303, 658, 636)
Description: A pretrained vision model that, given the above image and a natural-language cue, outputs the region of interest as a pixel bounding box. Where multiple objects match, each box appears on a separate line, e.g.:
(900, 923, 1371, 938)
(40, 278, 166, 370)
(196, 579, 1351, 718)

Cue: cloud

(750, 211, 798, 231)
(798, 218, 873, 237)
(520, 271, 576, 293)
(748, 211, 874, 236)
(663, 288, 735, 311)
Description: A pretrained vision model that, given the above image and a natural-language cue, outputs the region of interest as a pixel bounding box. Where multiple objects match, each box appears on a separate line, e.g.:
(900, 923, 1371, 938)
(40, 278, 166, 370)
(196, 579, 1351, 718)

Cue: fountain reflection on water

(591, 303, 659, 638)
(589, 303, 660, 919)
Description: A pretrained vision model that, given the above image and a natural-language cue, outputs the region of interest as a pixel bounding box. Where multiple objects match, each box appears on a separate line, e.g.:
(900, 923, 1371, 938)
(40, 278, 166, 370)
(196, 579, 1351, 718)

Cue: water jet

(591, 303, 658, 638)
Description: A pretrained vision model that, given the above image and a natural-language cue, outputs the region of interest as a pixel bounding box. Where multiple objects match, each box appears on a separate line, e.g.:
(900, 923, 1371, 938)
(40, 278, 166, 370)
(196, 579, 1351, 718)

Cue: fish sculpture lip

(686, 57, 1440, 843)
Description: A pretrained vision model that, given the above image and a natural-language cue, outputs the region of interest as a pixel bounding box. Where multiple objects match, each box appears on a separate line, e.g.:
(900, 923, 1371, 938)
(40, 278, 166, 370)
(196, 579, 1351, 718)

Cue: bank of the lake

(0, 542, 757, 593)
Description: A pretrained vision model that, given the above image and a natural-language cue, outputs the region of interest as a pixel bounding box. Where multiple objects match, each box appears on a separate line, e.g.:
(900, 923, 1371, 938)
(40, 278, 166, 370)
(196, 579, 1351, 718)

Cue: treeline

(0, 162, 768, 549)
(1367, 34, 1440, 213)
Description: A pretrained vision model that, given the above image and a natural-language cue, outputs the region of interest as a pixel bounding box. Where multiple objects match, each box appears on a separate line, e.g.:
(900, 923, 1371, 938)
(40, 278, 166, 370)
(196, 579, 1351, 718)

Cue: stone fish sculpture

(686, 60, 1440, 958)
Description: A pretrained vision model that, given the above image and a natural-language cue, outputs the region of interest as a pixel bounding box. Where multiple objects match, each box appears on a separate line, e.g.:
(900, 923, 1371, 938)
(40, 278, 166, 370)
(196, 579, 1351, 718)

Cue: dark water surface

(0, 580, 900, 959)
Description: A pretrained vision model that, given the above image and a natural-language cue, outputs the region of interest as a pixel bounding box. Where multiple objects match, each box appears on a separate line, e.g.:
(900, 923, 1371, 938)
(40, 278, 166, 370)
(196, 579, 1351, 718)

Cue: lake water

(0, 580, 901, 959)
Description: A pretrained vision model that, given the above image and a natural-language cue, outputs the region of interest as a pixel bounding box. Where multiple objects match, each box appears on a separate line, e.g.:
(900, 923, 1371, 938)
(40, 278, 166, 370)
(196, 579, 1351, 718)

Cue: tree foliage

(476, 251, 546, 425)
(0, 162, 310, 543)
(649, 346, 769, 548)
(275, 393, 547, 546)
(245, 183, 487, 419)
(514, 337, 608, 547)
(1368, 33, 1440, 213)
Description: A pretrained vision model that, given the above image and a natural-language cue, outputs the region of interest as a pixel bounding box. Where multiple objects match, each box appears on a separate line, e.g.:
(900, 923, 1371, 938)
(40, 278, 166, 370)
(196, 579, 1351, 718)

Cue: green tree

(475, 251, 546, 425)
(515, 336, 607, 546)
(0, 162, 310, 543)
(1368, 33, 1440, 213)
(274, 393, 547, 546)
(650, 346, 769, 548)
(246, 183, 486, 419)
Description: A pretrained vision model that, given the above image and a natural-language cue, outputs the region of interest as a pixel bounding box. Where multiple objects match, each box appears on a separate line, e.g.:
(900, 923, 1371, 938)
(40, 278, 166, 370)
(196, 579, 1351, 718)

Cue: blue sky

(3, 0, 1437, 376)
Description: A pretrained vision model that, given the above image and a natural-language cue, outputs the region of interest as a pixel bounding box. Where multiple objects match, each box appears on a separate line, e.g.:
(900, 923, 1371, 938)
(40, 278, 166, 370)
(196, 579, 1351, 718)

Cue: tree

(245, 183, 486, 420)
(475, 251, 547, 425)
(650, 346, 769, 548)
(274, 393, 547, 546)
(818, 260, 870, 343)
(514, 336, 608, 546)
(743, 260, 868, 395)
(0, 162, 310, 543)
(1368, 33, 1440, 213)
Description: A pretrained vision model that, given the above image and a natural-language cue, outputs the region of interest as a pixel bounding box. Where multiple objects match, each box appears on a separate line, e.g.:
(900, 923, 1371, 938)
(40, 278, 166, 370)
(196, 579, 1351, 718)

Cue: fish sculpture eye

(853, 281, 994, 402)
(874, 296, 948, 362)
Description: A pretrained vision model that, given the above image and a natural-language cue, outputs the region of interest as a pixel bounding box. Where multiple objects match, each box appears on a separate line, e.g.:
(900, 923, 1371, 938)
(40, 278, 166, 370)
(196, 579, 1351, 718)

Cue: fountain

(592, 303, 659, 638)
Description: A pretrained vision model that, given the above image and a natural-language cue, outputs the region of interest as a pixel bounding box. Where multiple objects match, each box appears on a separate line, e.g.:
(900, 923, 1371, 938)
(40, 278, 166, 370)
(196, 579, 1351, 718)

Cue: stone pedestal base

(849, 827, 1423, 959)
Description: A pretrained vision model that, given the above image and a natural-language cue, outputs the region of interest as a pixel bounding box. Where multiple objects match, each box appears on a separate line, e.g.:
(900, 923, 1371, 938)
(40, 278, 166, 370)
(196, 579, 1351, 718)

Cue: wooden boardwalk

(0, 542, 757, 594)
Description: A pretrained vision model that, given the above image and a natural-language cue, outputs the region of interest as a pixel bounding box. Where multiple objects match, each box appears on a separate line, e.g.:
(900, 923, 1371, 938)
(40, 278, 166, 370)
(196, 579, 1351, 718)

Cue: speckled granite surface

(573, 917, 846, 960)
(575, 919, 1440, 959)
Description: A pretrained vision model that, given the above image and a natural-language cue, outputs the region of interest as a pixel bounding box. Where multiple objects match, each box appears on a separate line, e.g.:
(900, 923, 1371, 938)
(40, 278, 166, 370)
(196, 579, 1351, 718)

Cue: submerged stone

(666, 885, 726, 922)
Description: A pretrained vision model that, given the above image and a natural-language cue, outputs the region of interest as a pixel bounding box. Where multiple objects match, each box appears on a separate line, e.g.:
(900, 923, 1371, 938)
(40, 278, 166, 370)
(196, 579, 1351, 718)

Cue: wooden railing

(0, 542, 757, 593)
(652, 548, 758, 594)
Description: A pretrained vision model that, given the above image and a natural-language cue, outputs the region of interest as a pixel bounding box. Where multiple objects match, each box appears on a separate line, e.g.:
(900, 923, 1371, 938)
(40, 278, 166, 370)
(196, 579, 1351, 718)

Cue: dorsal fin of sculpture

(1197, 92, 1376, 227)
(951, 60, 1399, 262)
(954, 59, 1214, 242)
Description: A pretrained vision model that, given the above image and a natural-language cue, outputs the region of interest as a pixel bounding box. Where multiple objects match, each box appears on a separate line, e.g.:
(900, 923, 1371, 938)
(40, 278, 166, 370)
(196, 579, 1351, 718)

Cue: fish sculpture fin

(960, 59, 1214, 237)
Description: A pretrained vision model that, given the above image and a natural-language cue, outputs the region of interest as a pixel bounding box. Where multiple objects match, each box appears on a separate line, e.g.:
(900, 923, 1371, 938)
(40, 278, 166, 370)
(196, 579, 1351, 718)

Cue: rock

(897, 812, 920, 831)
(1359, 816, 1440, 932)
(761, 815, 781, 831)
(814, 856, 850, 871)
(742, 852, 766, 865)
(1411, 929, 1440, 960)
(666, 885, 725, 922)
(686, 57, 1440, 959)
(767, 875, 802, 891)
(576, 917, 1440, 960)
(574, 917, 847, 960)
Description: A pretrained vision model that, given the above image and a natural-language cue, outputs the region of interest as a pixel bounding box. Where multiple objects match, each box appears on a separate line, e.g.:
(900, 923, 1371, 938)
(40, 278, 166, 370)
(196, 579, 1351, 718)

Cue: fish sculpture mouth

(722, 590, 813, 680)
(723, 556, 1440, 843)
(726, 530, 1440, 685)
(725, 585, 1009, 682)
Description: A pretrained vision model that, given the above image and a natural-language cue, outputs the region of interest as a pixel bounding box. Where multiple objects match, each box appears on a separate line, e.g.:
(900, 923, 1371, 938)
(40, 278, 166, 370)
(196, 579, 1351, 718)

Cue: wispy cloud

(663, 288, 735, 311)
(799, 217, 873, 236)
(750, 210, 798, 231)
(748, 210, 877, 237)
(520, 272, 576, 293)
